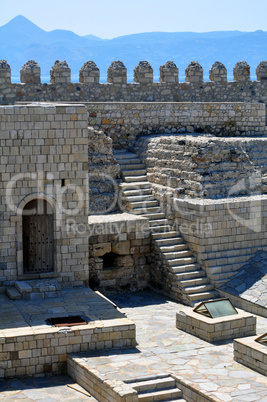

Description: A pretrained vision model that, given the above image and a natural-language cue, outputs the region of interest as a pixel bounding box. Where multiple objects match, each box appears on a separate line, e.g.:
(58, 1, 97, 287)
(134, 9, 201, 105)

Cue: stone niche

(89, 213, 151, 293)
(234, 335, 267, 376)
(176, 302, 256, 342)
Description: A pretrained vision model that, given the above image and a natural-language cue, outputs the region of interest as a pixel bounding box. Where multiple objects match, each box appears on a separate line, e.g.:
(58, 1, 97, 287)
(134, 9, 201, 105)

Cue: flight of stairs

(125, 375, 185, 401)
(115, 150, 219, 306)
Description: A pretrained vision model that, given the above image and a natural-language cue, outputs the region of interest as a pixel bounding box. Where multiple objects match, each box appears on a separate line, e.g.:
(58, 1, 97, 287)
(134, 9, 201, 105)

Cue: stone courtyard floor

(0, 289, 267, 401)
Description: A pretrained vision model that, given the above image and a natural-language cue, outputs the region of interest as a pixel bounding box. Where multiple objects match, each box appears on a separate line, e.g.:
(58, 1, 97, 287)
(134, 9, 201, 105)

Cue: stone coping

(89, 213, 148, 225)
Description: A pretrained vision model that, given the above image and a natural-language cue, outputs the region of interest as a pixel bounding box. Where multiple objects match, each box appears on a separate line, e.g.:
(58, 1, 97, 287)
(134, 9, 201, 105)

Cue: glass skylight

(255, 333, 267, 346)
(193, 298, 238, 319)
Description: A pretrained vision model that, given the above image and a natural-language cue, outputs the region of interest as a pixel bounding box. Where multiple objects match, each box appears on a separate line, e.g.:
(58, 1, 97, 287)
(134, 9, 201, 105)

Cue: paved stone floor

(73, 291, 267, 402)
(221, 250, 267, 308)
(1, 290, 267, 401)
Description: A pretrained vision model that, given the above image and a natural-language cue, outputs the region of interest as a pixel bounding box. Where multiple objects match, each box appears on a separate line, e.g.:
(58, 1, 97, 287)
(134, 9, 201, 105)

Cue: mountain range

(0, 15, 266, 82)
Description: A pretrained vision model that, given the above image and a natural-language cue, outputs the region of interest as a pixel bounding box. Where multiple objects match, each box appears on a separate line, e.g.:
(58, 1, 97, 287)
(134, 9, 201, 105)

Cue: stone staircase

(115, 150, 219, 306)
(125, 375, 185, 401)
(6, 279, 61, 300)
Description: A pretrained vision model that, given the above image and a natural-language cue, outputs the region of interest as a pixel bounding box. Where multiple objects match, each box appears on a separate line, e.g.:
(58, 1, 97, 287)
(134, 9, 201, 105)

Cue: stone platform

(0, 288, 135, 378)
(68, 291, 267, 402)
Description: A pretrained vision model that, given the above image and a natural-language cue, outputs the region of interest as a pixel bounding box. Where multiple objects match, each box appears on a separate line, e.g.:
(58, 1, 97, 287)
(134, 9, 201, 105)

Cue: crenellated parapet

(0, 60, 11, 84)
(233, 61, 250, 82)
(209, 61, 227, 83)
(107, 60, 127, 84)
(79, 61, 100, 84)
(20, 60, 41, 84)
(50, 60, 71, 84)
(185, 61, 203, 83)
(0, 59, 267, 105)
(159, 61, 179, 83)
(134, 61, 153, 84)
(256, 61, 267, 81)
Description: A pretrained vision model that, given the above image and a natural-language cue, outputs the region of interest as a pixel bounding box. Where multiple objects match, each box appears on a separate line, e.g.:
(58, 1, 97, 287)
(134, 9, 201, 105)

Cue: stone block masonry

(0, 103, 89, 291)
(86, 102, 266, 148)
(88, 214, 151, 293)
(0, 59, 267, 105)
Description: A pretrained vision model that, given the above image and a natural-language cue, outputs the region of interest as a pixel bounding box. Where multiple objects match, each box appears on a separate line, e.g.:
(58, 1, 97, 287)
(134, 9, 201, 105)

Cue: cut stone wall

(0, 104, 89, 291)
(87, 102, 266, 148)
(88, 214, 151, 293)
(173, 196, 267, 287)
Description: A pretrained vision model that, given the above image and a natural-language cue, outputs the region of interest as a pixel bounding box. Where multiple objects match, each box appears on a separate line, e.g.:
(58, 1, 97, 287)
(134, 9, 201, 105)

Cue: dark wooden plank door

(23, 210, 54, 274)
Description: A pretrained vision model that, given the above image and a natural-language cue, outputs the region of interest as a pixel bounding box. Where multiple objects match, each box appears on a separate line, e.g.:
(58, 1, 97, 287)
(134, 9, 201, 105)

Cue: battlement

(1, 59, 267, 85)
(0, 59, 267, 105)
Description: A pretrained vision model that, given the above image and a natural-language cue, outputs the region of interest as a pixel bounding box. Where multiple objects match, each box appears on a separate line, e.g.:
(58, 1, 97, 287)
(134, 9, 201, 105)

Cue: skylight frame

(193, 298, 238, 319)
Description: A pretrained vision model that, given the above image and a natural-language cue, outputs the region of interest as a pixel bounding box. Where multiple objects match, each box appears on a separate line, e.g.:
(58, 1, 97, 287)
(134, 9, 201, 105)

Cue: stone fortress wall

(0, 59, 267, 105)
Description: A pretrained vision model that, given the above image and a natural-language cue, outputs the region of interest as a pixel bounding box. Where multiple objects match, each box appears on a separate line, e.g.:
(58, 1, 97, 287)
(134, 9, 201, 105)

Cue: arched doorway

(23, 199, 54, 274)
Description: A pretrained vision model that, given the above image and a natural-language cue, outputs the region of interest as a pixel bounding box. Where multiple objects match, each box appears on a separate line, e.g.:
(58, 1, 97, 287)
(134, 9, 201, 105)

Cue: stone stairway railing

(115, 150, 219, 306)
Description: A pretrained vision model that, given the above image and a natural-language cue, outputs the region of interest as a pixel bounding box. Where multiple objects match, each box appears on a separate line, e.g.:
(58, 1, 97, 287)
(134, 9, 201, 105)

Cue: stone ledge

(234, 335, 267, 376)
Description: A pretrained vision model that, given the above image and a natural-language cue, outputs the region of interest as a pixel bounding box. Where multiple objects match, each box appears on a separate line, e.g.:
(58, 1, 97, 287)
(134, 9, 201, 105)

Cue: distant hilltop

(0, 15, 266, 80)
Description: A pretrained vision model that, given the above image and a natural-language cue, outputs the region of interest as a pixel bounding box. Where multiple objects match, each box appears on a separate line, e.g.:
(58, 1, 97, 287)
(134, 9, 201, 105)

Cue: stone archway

(22, 199, 54, 274)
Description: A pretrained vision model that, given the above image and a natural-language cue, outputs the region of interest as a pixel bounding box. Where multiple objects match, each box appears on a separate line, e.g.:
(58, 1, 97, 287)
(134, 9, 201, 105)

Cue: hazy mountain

(0, 15, 266, 82)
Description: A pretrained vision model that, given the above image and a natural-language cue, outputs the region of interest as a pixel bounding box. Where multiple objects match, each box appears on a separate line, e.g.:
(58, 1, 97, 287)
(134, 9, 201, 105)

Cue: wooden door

(23, 200, 54, 274)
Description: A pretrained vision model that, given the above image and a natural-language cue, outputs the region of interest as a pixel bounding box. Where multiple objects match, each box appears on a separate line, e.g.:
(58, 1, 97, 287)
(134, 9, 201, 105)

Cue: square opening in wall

(47, 316, 88, 327)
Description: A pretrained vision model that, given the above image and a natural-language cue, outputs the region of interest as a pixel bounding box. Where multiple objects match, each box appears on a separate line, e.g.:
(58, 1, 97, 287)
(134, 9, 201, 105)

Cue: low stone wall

(0, 318, 136, 378)
(68, 356, 138, 402)
(173, 196, 267, 288)
(89, 214, 151, 293)
(86, 102, 266, 148)
(234, 336, 267, 376)
(176, 307, 256, 342)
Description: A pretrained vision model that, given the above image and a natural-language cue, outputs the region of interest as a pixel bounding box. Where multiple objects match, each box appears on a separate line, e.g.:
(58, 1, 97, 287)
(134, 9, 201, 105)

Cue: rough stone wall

(87, 102, 266, 148)
(88, 214, 150, 293)
(0, 104, 89, 291)
(0, 59, 267, 105)
(135, 135, 267, 200)
(88, 127, 120, 214)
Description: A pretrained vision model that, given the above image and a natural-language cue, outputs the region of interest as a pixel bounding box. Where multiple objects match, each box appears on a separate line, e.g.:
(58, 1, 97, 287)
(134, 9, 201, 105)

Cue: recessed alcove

(102, 252, 120, 270)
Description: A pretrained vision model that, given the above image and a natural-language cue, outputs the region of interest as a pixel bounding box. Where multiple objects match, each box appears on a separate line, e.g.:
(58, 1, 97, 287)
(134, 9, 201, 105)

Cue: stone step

(152, 231, 178, 239)
(174, 270, 205, 280)
(167, 257, 196, 267)
(170, 264, 200, 273)
(150, 225, 173, 234)
(131, 377, 176, 393)
(163, 250, 191, 260)
(122, 169, 147, 176)
(155, 237, 184, 246)
(127, 195, 155, 203)
(183, 283, 214, 295)
(138, 388, 183, 401)
(114, 152, 139, 160)
(120, 163, 146, 170)
(148, 218, 169, 226)
(130, 200, 159, 209)
(123, 188, 152, 196)
(124, 175, 148, 182)
(132, 206, 162, 214)
(158, 244, 188, 253)
(141, 213, 166, 220)
(5, 287, 22, 300)
(15, 281, 32, 294)
(188, 290, 219, 304)
(179, 277, 210, 288)
(120, 181, 151, 190)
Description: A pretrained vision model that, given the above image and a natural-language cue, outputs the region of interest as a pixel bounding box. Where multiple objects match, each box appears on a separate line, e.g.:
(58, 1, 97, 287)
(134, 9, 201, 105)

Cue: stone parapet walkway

(71, 291, 267, 402)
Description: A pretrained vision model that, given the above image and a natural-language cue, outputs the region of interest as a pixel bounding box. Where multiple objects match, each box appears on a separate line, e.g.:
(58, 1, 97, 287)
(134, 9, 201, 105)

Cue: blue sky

(0, 0, 267, 38)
